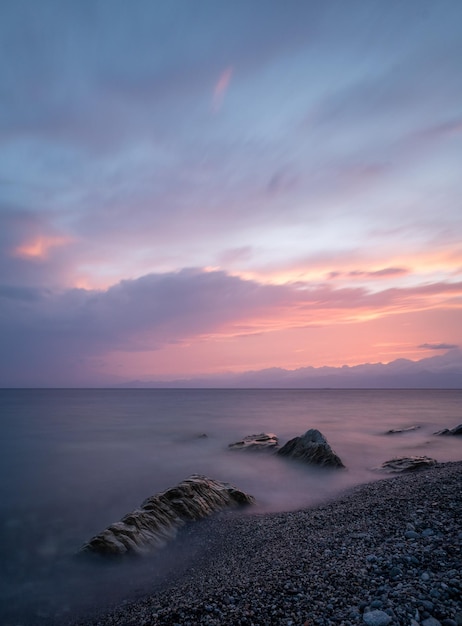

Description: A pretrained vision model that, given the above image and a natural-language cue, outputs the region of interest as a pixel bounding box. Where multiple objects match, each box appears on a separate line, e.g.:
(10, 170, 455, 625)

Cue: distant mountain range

(118, 349, 462, 388)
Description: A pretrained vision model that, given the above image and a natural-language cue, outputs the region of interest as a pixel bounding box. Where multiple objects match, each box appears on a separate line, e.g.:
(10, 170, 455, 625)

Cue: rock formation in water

(80, 474, 255, 556)
(385, 425, 421, 434)
(228, 432, 279, 451)
(377, 456, 437, 473)
(434, 423, 462, 436)
(276, 429, 345, 468)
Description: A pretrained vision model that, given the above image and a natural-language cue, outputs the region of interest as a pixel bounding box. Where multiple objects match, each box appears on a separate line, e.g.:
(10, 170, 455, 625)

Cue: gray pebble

(420, 600, 434, 611)
(422, 618, 442, 626)
(371, 600, 383, 609)
(363, 610, 392, 626)
(405, 530, 420, 539)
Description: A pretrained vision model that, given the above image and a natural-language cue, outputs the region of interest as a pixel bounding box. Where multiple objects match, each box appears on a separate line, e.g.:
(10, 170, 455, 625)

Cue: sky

(1, 0, 462, 386)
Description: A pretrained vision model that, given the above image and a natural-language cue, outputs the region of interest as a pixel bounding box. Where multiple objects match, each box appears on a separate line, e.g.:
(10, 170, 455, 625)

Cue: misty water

(0, 388, 461, 624)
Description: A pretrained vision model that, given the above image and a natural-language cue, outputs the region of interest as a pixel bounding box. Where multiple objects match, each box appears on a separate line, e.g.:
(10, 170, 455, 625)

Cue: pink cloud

(212, 66, 233, 112)
(1, 268, 461, 377)
(12, 234, 71, 260)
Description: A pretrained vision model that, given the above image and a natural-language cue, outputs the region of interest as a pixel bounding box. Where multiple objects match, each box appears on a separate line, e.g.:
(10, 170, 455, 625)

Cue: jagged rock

(80, 474, 254, 556)
(434, 423, 462, 436)
(228, 432, 279, 451)
(276, 429, 345, 468)
(385, 425, 421, 434)
(376, 456, 438, 473)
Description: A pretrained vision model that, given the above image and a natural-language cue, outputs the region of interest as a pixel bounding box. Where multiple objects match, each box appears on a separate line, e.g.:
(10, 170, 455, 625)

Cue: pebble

(363, 610, 392, 626)
(406, 530, 421, 539)
(370, 600, 383, 609)
(422, 618, 442, 626)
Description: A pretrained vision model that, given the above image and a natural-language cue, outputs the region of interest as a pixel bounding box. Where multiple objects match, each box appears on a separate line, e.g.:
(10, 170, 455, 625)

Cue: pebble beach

(69, 461, 462, 626)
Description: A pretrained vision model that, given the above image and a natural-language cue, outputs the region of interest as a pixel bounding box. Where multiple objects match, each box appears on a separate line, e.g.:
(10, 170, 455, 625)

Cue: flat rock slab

(377, 456, 438, 473)
(80, 474, 255, 557)
(228, 433, 279, 451)
(385, 425, 421, 434)
(277, 428, 345, 468)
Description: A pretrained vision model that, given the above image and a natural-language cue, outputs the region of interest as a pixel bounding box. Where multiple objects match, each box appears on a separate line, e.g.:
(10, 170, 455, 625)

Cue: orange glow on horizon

(102, 305, 461, 381)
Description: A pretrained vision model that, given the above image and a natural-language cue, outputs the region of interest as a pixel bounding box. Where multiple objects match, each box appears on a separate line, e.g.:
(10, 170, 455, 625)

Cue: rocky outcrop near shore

(434, 424, 462, 436)
(277, 428, 345, 468)
(228, 432, 279, 451)
(385, 425, 421, 434)
(80, 475, 254, 556)
(72, 462, 462, 626)
(377, 456, 438, 473)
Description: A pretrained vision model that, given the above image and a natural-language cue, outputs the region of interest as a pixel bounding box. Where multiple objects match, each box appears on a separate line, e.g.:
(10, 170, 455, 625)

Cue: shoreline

(68, 461, 462, 626)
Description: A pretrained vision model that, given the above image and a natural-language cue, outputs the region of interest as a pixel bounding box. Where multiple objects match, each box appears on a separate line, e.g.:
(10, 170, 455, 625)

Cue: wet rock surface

(386, 426, 421, 434)
(377, 456, 438, 473)
(434, 424, 462, 436)
(69, 461, 462, 626)
(277, 428, 345, 468)
(80, 475, 255, 556)
(228, 432, 279, 451)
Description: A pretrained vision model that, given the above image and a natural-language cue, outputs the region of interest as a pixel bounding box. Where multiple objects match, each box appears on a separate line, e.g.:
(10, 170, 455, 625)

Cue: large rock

(377, 456, 437, 473)
(277, 429, 345, 468)
(228, 432, 279, 451)
(80, 474, 255, 556)
(434, 423, 462, 436)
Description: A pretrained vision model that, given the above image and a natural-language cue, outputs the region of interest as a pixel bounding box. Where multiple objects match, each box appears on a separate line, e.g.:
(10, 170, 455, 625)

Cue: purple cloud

(418, 343, 459, 351)
(1, 267, 461, 385)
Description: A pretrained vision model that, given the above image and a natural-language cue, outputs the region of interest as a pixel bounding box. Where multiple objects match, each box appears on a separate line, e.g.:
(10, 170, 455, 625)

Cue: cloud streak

(212, 66, 233, 112)
(418, 342, 459, 351)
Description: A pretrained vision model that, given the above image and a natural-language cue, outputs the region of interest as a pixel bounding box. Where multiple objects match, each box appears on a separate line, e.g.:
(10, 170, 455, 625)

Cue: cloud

(12, 234, 71, 260)
(1, 266, 461, 385)
(0, 269, 285, 384)
(212, 66, 233, 112)
(411, 117, 462, 141)
(329, 267, 409, 280)
(217, 246, 253, 266)
(418, 342, 459, 351)
(0, 208, 78, 288)
(266, 169, 299, 195)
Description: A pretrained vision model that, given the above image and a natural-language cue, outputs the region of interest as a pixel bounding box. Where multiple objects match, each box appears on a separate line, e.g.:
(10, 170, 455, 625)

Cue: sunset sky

(1, 0, 462, 386)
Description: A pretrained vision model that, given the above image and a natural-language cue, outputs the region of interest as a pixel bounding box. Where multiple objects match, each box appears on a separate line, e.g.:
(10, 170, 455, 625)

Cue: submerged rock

(385, 425, 421, 434)
(434, 423, 462, 436)
(277, 429, 345, 468)
(80, 474, 255, 556)
(228, 432, 279, 451)
(377, 456, 438, 473)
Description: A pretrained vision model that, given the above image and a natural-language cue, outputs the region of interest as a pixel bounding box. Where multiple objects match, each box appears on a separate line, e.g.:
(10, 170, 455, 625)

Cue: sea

(0, 388, 461, 625)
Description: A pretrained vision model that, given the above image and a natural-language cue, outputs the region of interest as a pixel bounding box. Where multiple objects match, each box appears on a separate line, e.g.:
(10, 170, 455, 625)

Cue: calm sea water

(0, 388, 461, 625)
